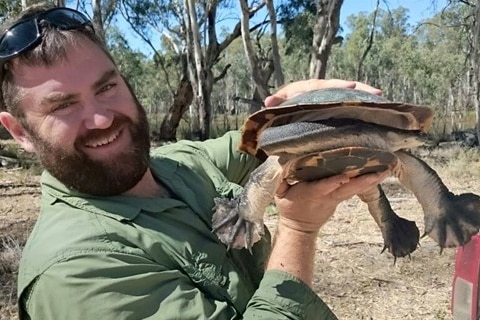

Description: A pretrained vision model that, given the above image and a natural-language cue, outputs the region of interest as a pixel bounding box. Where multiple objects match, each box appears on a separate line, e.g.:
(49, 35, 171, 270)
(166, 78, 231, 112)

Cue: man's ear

(0, 112, 36, 152)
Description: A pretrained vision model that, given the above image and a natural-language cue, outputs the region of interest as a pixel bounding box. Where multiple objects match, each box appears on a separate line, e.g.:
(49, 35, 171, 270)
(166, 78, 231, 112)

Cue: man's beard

(27, 103, 151, 196)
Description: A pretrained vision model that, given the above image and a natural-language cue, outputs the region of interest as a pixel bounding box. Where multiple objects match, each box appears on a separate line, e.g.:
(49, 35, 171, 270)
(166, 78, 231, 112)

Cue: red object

(452, 235, 480, 320)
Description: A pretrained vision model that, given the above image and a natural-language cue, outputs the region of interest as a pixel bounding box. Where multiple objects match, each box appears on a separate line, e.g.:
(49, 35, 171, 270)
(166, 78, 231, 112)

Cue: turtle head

(385, 130, 429, 150)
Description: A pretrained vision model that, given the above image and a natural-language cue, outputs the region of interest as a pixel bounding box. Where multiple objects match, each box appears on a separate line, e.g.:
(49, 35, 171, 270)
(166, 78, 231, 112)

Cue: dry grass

(0, 237, 23, 320)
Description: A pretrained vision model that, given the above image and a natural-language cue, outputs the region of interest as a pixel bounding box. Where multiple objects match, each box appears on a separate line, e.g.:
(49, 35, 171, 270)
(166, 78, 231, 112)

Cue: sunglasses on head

(0, 7, 93, 64)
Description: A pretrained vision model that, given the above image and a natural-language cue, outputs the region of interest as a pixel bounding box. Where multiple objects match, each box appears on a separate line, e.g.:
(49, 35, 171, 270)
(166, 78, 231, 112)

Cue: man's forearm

(266, 223, 318, 286)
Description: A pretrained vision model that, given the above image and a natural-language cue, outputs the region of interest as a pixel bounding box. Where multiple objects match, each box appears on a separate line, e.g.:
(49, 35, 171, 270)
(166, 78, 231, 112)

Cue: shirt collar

(39, 156, 185, 221)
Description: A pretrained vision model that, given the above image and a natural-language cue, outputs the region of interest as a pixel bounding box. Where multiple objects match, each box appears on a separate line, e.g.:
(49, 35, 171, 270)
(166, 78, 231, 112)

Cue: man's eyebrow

(40, 69, 119, 106)
(92, 69, 118, 90)
(41, 92, 78, 105)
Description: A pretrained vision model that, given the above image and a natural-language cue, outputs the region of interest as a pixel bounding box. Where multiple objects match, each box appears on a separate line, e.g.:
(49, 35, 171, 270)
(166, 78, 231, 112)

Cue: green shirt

(17, 131, 337, 320)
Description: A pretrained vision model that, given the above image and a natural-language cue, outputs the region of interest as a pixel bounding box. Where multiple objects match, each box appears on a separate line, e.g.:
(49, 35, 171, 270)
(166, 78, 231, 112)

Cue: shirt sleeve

(244, 270, 339, 320)
(22, 254, 337, 320)
(23, 252, 240, 320)
(158, 130, 261, 187)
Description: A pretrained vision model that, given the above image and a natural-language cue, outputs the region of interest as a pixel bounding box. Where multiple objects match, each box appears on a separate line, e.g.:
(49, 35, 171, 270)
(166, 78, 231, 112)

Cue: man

(0, 4, 386, 319)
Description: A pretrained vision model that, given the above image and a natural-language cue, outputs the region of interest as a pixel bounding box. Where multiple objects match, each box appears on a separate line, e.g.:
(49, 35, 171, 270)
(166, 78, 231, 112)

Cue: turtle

(212, 87, 480, 258)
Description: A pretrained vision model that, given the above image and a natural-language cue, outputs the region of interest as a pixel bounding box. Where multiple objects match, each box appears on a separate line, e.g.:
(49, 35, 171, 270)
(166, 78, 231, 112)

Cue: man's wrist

(267, 219, 319, 286)
(277, 216, 322, 235)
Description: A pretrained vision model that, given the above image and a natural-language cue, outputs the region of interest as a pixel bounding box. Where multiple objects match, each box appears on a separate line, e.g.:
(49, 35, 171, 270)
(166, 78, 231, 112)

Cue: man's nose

(83, 100, 114, 130)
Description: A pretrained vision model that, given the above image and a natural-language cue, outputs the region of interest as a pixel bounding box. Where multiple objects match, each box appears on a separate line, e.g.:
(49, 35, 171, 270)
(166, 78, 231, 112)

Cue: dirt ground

(1, 146, 477, 320)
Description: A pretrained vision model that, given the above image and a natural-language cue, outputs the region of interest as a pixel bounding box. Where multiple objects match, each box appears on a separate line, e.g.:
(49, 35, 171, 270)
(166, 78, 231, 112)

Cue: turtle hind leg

(395, 151, 480, 249)
(424, 192, 480, 248)
(359, 185, 420, 258)
(212, 197, 264, 251)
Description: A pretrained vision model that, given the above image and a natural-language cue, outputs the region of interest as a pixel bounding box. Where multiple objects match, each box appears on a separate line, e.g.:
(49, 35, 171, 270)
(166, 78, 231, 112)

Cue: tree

(239, 0, 270, 103)
(278, 0, 344, 79)
(309, 0, 343, 79)
(119, 0, 267, 141)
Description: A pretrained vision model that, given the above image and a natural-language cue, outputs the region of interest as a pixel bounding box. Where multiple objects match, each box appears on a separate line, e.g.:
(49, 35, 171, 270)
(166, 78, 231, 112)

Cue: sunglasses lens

(43, 8, 90, 30)
(0, 8, 93, 63)
(0, 20, 39, 59)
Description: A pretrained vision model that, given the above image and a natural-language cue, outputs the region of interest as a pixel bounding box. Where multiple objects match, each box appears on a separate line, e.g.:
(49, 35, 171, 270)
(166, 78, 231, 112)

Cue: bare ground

(1, 146, 478, 320)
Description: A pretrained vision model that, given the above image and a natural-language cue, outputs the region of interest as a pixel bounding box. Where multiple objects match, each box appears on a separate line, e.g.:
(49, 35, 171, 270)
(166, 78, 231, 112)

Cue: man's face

(5, 38, 151, 195)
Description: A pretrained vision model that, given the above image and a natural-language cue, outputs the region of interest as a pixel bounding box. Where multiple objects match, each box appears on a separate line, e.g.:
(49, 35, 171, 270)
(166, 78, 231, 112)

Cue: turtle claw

(212, 197, 264, 251)
(381, 215, 420, 258)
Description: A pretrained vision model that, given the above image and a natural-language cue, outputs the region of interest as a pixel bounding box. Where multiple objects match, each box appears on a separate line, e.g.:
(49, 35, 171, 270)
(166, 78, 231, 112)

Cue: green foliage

(0, 0, 22, 22)
(277, 0, 316, 55)
(107, 27, 174, 133)
(318, 4, 475, 137)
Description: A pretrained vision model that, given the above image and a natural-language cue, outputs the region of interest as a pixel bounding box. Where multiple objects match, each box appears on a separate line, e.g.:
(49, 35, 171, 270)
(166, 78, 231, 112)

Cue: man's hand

(268, 171, 390, 286)
(274, 171, 390, 234)
(264, 79, 382, 107)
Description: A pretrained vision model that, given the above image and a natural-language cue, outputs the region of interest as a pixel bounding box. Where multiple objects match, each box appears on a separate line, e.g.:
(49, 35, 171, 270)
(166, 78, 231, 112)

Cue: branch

(118, 0, 175, 92)
(356, 0, 380, 80)
(213, 64, 231, 83)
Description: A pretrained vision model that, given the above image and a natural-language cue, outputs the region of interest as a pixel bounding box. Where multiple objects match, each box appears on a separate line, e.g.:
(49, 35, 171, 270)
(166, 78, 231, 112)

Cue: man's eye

(99, 83, 116, 93)
(52, 102, 72, 112)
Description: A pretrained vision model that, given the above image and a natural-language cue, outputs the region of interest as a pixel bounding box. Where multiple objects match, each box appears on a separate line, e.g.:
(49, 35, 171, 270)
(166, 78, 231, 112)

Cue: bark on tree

(184, 0, 210, 140)
(158, 71, 193, 141)
(309, 0, 344, 79)
(239, 0, 270, 101)
(92, 0, 106, 42)
(472, 0, 480, 141)
(266, 0, 284, 89)
(356, 0, 380, 80)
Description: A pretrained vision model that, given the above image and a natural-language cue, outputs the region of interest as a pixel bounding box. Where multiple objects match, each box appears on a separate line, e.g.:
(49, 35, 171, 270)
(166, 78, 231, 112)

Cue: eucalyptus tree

(278, 0, 344, 80)
(453, 0, 480, 141)
(118, 0, 268, 141)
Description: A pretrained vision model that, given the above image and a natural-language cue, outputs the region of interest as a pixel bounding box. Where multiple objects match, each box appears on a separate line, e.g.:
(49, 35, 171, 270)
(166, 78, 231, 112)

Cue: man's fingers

(351, 81, 383, 95)
(276, 174, 351, 199)
(264, 79, 382, 107)
(332, 170, 390, 200)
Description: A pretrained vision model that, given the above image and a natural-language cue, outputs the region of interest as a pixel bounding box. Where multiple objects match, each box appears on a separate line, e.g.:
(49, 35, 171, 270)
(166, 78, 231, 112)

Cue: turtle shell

(239, 88, 434, 156)
(282, 146, 398, 184)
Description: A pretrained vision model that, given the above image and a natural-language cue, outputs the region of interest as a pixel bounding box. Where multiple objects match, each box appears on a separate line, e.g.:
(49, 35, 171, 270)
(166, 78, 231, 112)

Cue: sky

(341, 0, 448, 30)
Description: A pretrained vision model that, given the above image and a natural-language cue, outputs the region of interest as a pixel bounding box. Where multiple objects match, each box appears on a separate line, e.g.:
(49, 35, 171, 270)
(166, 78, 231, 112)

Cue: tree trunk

(309, 0, 344, 79)
(239, 0, 270, 101)
(266, 0, 284, 89)
(356, 0, 380, 80)
(92, 0, 106, 42)
(158, 75, 193, 141)
(473, 0, 480, 141)
(184, 0, 210, 140)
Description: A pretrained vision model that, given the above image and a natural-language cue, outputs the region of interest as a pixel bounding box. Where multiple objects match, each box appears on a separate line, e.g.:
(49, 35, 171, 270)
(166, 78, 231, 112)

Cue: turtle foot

(424, 192, 480, 248)
(381, 215, 420, 257)
(212, 197, 264, 251)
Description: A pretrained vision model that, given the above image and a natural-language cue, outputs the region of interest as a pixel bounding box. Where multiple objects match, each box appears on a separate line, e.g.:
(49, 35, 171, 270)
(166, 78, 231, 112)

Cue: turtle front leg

(212, 156, 283, 250)
(358, 185, 420, 258)
(395, 151, 480, 249)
